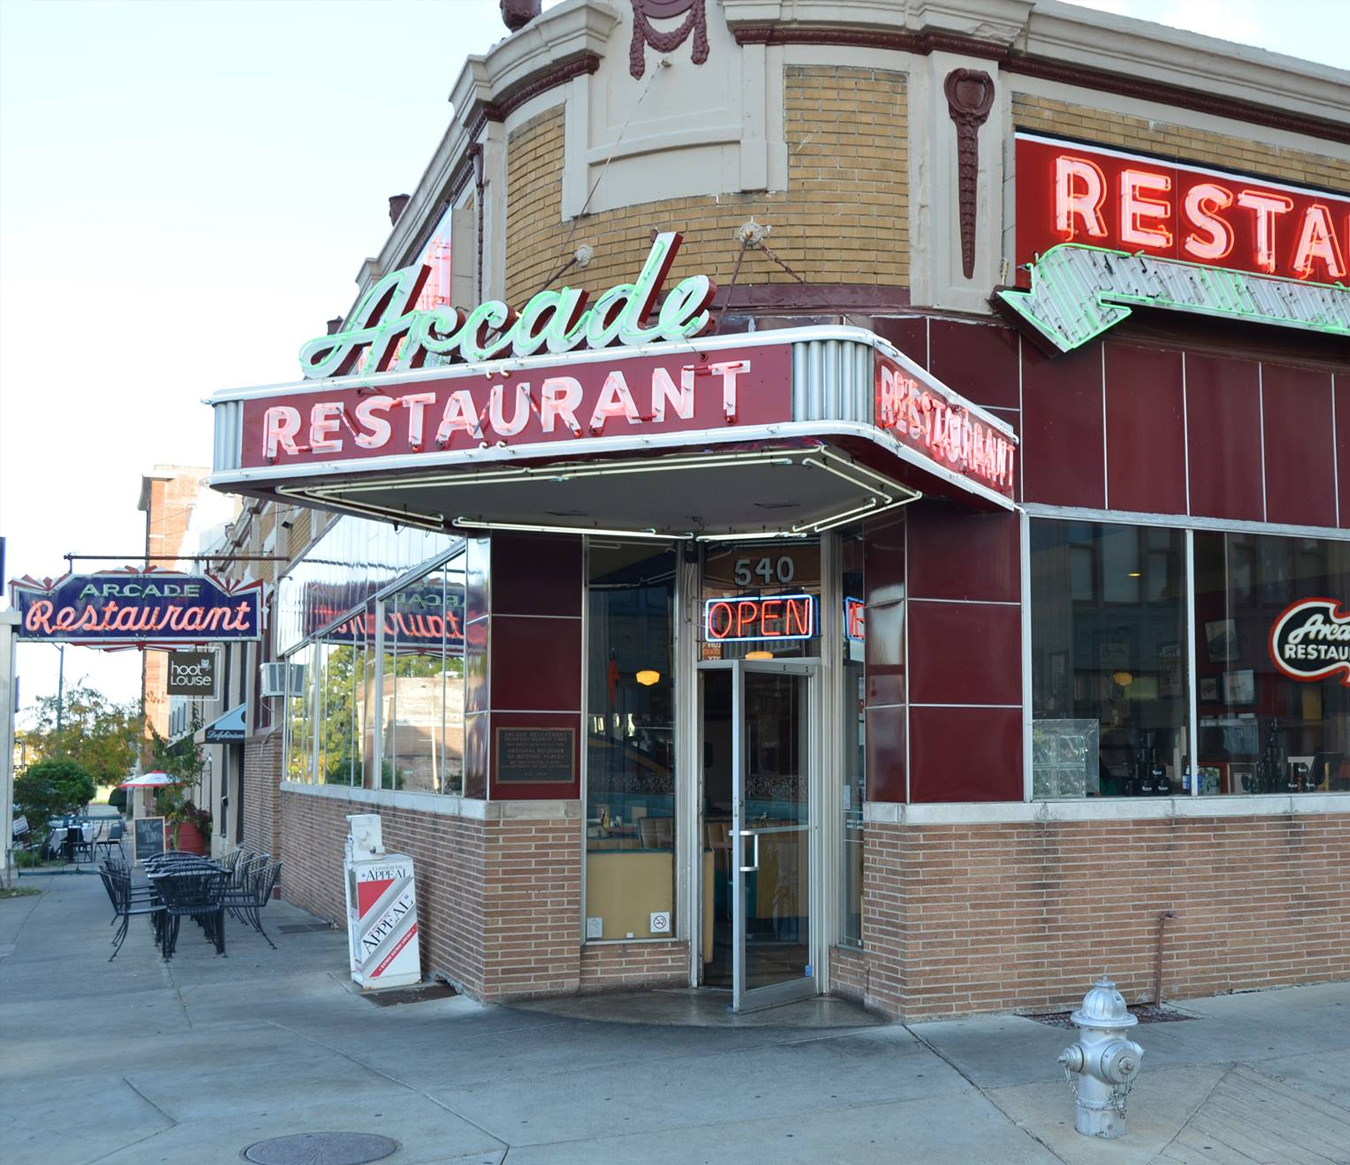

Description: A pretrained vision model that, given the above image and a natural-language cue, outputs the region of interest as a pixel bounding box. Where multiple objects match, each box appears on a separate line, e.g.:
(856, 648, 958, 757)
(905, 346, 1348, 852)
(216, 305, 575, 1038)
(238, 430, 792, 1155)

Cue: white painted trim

(280, 780, 581, 821)
(1022, 504, 1350, 542)
(864, 792, 1350, 826)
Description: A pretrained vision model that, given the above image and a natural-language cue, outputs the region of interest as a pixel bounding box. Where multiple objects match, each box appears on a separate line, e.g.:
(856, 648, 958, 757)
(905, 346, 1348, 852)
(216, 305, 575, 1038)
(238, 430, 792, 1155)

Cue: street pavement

(1, 869, 1347, 1165)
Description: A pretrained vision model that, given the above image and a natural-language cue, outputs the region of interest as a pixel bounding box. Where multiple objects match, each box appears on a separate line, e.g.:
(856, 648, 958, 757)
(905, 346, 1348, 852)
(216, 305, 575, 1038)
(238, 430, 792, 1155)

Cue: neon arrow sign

(299, 232, 717, 379)
(998, 243, 1350, 353)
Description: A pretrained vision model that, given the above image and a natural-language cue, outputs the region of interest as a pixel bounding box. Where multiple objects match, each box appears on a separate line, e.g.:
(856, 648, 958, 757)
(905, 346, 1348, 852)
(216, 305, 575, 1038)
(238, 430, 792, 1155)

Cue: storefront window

(282, 550, 466, 793)
(585, 544, 677, 941)
(1194, 533, 1350, 795)
(1031, 521, 1189, 797)
(383, 558, 466, 794)
(284, 643, 316, 783)
(841, 533, 866, 947)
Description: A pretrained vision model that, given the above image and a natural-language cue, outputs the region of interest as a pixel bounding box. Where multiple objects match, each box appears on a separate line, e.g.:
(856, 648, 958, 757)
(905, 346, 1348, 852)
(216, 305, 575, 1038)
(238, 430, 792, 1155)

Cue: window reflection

(841, 533, 865, 947)
(276, 515, 456, 655)
(281, 546, 467, 795)
(585, 544, 677, 941)
(1031, 521, 1189, 798)
(1194, 533, 1350, 795)
(386, 563, 466, 794)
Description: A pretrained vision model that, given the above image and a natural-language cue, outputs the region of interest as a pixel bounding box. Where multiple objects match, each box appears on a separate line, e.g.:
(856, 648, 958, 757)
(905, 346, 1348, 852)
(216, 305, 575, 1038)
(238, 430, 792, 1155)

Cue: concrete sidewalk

(1, 873, 1346, 1165)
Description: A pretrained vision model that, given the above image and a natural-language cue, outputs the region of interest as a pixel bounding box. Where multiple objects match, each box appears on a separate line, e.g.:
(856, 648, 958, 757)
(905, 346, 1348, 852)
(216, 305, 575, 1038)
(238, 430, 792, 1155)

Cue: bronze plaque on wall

(494, 726, 576, 785)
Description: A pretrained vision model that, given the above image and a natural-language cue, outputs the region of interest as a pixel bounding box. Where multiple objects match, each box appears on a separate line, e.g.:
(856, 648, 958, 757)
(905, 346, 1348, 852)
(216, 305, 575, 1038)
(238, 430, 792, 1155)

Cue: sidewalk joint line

(264, 1018, 510, 1152)
(902, 1022, 1071, 1165)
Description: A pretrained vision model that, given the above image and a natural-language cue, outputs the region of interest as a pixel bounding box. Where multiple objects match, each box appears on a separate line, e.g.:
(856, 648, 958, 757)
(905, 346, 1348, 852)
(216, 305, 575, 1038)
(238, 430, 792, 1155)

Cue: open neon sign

(704, 595, 818, 642)
(1015, 134, 1349, 285)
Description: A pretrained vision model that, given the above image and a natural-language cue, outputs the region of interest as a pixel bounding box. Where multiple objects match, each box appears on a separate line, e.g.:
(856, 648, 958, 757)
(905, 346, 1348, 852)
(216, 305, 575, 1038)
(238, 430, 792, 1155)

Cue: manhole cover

(242, 1132, 400, 1164)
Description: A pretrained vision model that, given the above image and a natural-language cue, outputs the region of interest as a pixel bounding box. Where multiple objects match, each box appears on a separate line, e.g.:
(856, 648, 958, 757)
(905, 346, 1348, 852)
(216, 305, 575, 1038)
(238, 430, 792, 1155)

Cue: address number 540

(733, 556, 796, 587)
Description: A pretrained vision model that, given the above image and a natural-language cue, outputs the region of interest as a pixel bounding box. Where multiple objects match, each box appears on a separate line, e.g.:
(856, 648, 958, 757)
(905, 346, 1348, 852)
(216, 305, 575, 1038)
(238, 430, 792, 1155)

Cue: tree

(28, 682, 143, 789)
(15, 758, 96, 824)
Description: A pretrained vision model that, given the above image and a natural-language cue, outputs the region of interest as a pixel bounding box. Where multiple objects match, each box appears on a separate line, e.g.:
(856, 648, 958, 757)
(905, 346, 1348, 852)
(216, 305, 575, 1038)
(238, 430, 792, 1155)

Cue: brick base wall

(579, 941, 689, 993)
(830, 944, 866, 1004)
(858, 813, 1350, 1021)
(241, 733, 281, 861)
(275, 791, 687, 1001)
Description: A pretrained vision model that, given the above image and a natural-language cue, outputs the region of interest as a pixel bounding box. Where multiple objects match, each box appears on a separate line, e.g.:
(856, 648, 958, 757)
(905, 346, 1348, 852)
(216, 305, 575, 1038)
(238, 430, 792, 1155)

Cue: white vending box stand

(343, 814, 421, 990)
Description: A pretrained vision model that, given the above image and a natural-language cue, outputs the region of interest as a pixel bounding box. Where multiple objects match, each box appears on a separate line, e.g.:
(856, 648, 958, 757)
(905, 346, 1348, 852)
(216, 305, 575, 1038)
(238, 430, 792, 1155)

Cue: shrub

(15, 758, 96, 824)
(108, 787, 128, 813)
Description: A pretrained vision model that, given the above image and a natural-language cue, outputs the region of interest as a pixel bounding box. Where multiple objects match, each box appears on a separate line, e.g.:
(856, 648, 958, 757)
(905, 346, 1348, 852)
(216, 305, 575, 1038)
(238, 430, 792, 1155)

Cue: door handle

(739, 830, 760, 873)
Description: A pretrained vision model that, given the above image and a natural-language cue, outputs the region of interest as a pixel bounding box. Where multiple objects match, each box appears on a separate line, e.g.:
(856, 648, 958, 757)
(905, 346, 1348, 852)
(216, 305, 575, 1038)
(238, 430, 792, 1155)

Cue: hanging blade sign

(10, 569, 263, 647)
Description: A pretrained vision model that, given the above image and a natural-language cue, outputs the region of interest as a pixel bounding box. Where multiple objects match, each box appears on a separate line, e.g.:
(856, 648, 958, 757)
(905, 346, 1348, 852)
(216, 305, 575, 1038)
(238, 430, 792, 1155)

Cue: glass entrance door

(700, 660, 817, 1012)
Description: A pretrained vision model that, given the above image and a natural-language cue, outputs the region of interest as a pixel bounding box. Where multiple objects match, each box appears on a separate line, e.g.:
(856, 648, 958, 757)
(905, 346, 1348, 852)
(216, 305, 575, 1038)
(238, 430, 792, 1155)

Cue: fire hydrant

(1056, 976, 1145, 1139)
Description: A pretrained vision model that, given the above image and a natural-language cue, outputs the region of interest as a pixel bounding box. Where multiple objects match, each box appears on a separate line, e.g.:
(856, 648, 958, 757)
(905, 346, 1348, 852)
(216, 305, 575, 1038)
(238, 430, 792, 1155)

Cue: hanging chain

(1061, 1062, 1135, 1119)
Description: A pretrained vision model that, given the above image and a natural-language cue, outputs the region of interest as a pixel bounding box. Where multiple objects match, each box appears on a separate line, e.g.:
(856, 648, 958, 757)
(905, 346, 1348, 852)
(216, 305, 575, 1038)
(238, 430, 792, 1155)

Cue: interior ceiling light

(745, 651, 774, 660)
(635, 669, 661, 686)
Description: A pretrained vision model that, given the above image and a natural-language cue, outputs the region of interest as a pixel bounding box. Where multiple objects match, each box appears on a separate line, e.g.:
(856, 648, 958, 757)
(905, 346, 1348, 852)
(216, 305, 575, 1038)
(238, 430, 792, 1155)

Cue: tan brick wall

(579, 941, 688, 992)
(1011, 95, 1350, 191)
(504, 65, 909, 304)
(858, 814, 1350, 1021)
(830, 944, 866, 1004)
(241, 732, 281, 860)
(275, 790, 599, 1001)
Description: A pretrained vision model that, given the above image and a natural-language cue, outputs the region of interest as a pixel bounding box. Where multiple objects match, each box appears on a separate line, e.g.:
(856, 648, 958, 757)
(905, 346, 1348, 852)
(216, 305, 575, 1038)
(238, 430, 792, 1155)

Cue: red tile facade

(1261, 365, 1337, 529)
(1104, 344, 1187, 515)
(1184, 354, 1263, 522)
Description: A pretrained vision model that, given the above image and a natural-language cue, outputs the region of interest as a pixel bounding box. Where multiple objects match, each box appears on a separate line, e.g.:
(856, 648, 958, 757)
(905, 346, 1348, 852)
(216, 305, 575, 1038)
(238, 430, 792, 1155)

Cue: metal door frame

(698, 657, 821, 1012)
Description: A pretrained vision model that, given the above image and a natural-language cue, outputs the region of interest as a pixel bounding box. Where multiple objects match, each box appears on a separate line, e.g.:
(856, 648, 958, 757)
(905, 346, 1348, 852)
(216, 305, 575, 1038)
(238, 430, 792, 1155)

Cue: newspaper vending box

(343, 814, 421, 990)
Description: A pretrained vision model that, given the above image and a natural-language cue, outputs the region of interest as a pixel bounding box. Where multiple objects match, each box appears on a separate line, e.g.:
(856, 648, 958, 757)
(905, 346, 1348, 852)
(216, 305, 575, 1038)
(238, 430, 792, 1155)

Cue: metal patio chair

(154, 869, 229, 960)
(223, 860, 283, 949)
(100, 867, 166, 962)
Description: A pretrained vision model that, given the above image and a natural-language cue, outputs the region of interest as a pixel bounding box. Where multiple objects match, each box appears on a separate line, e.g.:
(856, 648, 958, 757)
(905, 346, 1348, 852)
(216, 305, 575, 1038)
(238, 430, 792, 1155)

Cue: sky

(1, 0, 1345, 726)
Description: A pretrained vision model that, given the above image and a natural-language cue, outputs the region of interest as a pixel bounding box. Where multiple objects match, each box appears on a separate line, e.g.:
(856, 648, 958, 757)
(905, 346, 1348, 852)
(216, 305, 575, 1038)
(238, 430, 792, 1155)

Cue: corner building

(206, 0, 1350, 1018)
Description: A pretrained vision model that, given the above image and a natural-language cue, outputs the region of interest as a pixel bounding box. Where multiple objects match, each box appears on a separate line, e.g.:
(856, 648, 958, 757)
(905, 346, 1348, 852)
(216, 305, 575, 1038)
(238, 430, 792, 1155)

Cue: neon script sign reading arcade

(299, 232, 716, 379)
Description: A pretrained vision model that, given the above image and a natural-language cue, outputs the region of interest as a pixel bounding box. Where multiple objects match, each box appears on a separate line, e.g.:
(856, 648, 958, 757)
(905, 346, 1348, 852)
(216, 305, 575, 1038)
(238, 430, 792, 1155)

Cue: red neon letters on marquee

(243, 346, 791, 468)
(1018, 135, 1349, 284)
(874, 354, 1016, 497)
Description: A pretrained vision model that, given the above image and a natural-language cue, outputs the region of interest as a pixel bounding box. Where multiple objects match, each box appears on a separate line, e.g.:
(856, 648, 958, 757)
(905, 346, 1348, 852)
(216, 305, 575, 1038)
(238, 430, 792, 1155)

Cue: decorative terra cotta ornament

(630, 0, 709, 80)
(943, 69, 996, 279)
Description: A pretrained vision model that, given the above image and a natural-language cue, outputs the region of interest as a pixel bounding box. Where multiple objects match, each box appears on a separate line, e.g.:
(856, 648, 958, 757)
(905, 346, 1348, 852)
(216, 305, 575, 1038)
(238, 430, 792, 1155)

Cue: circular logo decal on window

(1269, 597, 1350, 687)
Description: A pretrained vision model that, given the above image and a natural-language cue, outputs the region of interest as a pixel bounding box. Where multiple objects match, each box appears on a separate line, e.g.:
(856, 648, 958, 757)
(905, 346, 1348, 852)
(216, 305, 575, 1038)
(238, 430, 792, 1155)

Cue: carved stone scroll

(944, 69, 995, 280)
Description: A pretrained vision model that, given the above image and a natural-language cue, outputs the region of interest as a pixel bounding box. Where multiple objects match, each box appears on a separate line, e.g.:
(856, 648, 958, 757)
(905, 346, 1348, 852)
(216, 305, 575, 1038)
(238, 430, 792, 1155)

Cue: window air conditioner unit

(261, 662, 306, 699)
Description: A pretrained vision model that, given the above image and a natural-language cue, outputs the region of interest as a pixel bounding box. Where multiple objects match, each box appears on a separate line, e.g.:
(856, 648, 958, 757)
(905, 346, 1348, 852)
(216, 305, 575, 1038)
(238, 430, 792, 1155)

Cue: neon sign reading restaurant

(1015, 134, 1350, 285)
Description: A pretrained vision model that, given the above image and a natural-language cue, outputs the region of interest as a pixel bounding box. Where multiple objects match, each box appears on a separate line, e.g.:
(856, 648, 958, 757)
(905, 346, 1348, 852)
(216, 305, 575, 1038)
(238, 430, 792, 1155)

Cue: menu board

(133, 816, 167, 863)
(494, 727, 575, 785)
